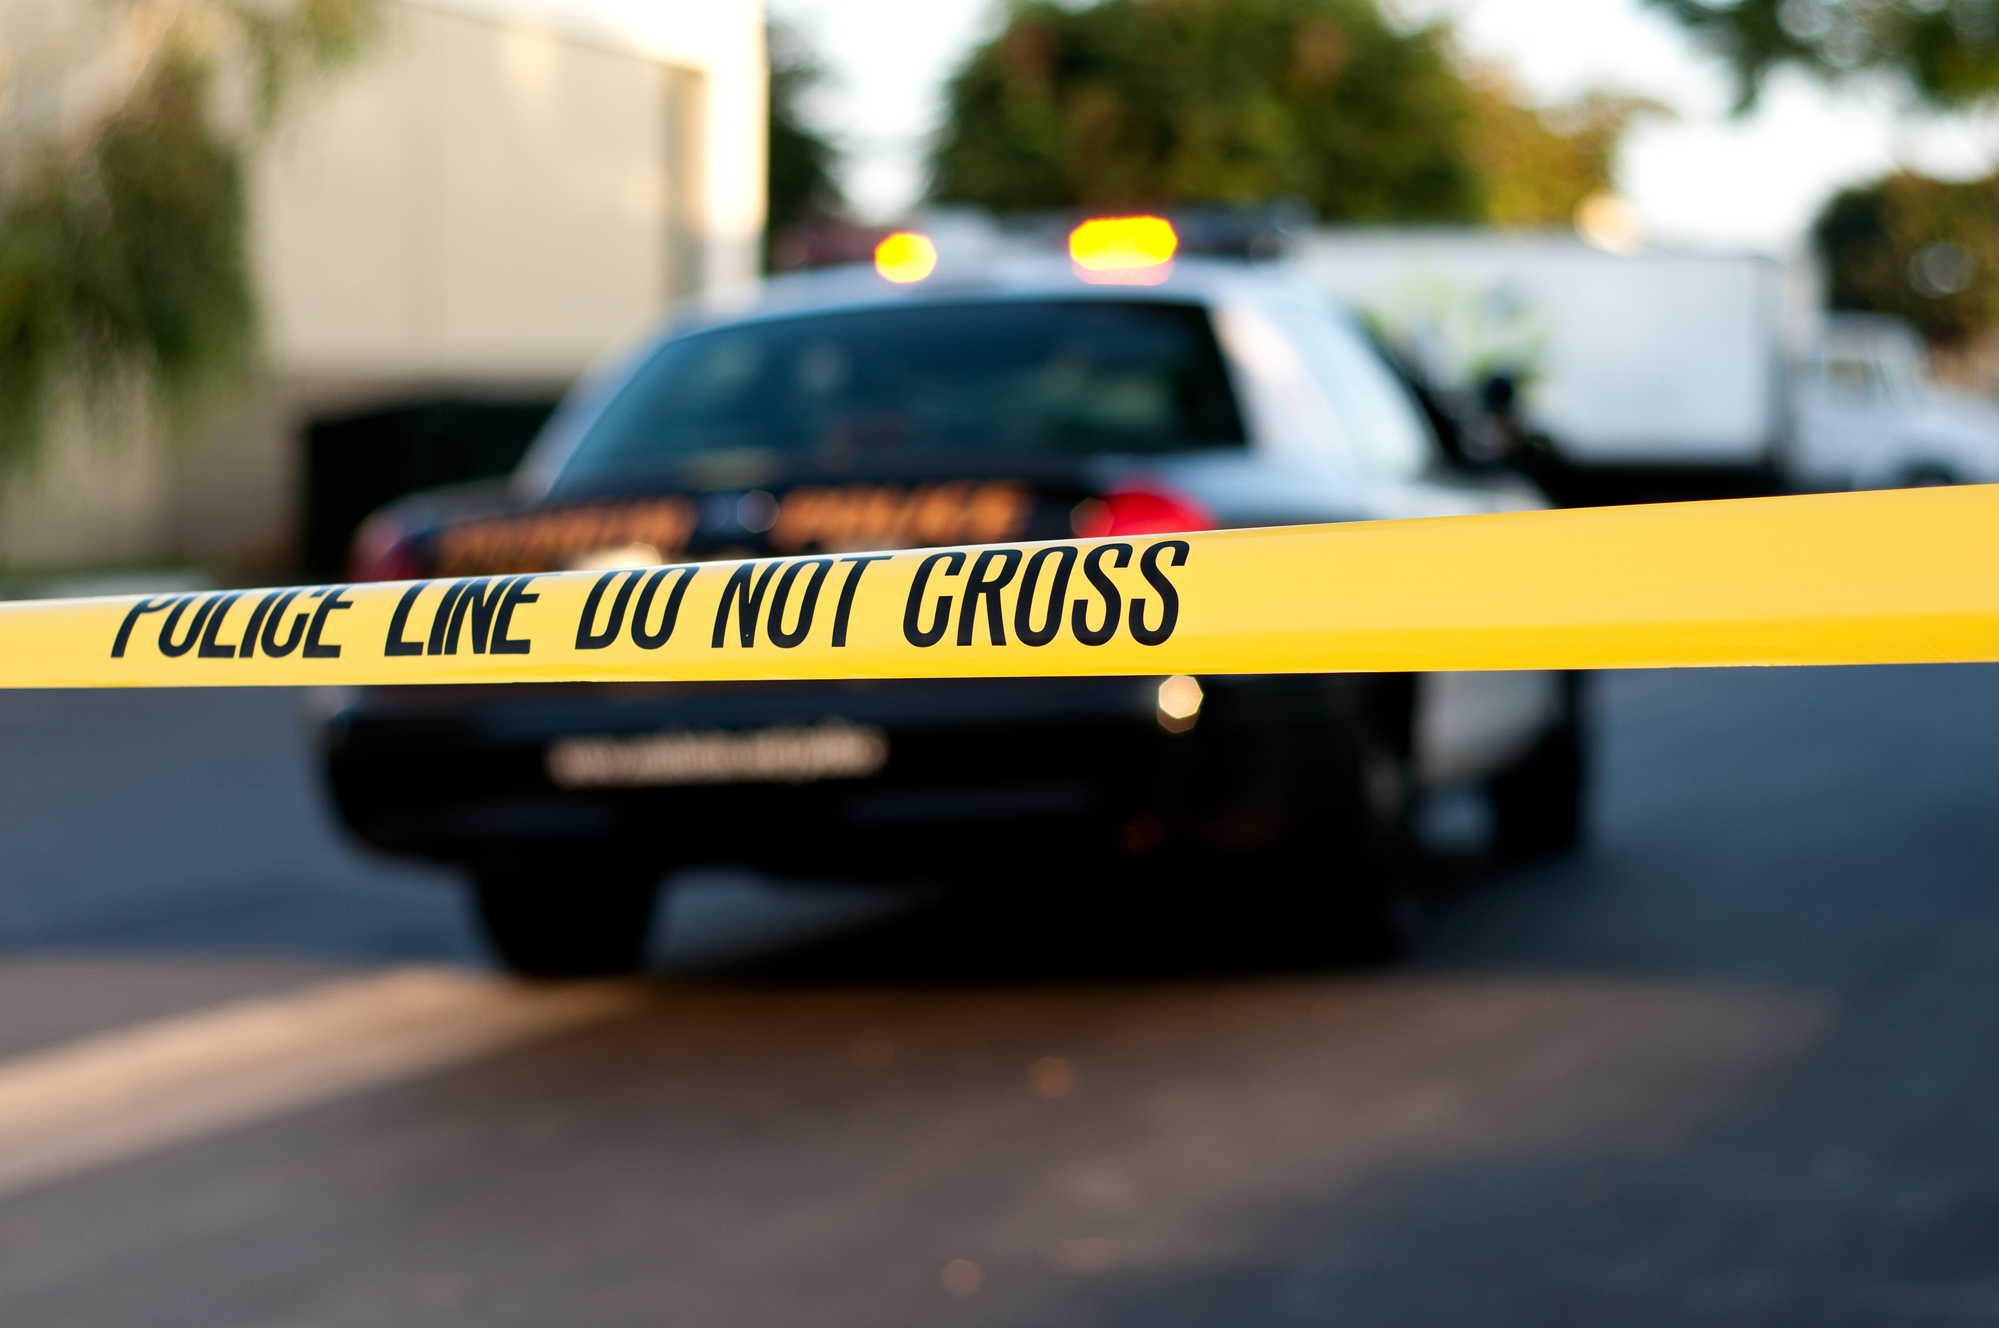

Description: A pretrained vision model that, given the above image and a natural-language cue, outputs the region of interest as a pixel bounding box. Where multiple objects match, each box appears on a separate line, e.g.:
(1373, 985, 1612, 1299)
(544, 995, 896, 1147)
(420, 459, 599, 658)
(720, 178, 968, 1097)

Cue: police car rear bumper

(320, 676, 1284, 879)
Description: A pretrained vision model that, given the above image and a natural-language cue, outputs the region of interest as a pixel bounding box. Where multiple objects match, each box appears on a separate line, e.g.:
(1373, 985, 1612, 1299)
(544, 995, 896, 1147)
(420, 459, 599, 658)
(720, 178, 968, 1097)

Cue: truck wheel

(1488, 674, 1588, 860)
(471, 864, 660, 978)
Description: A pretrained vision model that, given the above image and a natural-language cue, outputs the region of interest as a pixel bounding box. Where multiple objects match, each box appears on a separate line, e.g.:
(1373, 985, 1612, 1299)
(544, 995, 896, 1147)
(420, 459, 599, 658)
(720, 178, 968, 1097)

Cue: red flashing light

(1071, 484, 1216, 538)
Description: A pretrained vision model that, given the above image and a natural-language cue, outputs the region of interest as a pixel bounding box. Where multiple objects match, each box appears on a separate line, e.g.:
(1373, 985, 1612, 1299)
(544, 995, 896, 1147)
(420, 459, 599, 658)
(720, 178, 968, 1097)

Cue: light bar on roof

(1068, 216, 1178, 285)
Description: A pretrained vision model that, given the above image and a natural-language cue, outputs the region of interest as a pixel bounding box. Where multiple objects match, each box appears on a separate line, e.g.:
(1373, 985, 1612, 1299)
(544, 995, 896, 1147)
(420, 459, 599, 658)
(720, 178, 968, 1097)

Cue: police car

(321, 220, 1587, 976)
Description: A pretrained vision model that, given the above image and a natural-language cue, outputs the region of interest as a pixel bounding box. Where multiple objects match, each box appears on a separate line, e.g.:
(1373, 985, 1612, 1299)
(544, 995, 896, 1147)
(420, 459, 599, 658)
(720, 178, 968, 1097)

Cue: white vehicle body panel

(1416, 672, 1565, 788)
(1294, 230, 1803, 467)
(1793, 315, 1999, 489)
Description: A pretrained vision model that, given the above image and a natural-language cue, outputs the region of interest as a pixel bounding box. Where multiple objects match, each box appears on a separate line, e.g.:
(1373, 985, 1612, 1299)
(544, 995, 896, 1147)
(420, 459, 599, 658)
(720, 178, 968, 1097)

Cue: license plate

(546, 721, 889, 789)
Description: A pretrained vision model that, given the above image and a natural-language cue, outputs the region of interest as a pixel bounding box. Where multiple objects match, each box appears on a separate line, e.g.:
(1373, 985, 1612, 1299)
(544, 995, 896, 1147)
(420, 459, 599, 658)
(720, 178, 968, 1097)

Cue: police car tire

(1284, 739, 1420, 963)
(1488, 675, 1587, 861)
(472, 867, 659, 978)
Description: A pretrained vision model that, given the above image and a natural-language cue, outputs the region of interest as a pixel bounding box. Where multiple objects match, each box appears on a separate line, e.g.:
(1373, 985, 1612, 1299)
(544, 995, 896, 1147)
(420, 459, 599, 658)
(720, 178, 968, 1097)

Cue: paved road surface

(0, 668, 1993, 1325)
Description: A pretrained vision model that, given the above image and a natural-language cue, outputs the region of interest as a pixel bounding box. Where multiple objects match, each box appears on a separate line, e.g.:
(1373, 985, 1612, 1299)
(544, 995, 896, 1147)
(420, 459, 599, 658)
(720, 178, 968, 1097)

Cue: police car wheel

(471, 866, 659, 978)
(1284, 740, 1420, 963)
(1488, 675, 1588, 861)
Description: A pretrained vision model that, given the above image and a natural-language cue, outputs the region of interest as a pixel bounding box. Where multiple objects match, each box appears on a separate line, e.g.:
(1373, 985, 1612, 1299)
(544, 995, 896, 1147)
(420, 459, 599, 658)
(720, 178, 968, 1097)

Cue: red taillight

(1071, 484, 1215, 538)
(348, 512, 427, 582)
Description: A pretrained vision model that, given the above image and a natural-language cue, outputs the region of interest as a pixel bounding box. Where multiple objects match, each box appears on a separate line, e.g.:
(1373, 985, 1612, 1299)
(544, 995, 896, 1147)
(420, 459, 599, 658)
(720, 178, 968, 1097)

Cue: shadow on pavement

(697, 840, 1527, 988)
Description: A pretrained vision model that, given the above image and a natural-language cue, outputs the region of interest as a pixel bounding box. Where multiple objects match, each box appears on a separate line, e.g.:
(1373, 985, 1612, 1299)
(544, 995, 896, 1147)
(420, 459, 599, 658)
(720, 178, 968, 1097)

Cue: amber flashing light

(874, 232, 939, 284)
(1068, 216, 1179, 285)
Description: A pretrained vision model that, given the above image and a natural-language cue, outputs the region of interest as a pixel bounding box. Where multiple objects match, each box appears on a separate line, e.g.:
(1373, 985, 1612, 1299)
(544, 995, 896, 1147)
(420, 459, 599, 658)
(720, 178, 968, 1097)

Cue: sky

(766, 0, 1999, 255)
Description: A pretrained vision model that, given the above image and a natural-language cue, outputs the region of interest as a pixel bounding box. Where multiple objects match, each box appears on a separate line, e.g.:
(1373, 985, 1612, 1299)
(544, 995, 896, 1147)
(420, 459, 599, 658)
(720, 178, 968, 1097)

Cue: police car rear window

(558, 299, 1246, 479)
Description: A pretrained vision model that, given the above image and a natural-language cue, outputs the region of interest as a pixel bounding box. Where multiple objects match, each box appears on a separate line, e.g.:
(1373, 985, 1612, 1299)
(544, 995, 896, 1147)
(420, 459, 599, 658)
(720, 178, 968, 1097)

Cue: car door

(1793, 353, 1901, 489)
(1227, 295, 1568, 787)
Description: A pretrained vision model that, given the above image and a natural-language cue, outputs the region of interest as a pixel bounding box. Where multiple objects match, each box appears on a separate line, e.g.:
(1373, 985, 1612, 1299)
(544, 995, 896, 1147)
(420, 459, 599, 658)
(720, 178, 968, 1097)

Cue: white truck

(1294, 228, 1999, 496)
(1792, 313, 1999, 490)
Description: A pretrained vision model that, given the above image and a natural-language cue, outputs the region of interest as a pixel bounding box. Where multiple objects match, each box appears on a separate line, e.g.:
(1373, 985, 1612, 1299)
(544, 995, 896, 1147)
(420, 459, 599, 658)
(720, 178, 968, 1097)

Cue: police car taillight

(1071, 485, 1215, 538)
(348, 513, 426, 582)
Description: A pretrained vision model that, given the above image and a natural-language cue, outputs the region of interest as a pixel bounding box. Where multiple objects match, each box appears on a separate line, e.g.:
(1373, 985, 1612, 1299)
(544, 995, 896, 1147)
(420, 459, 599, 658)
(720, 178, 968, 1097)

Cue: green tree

(0, 0, 376, 468)
(1815, 171, 1999, 346)
(928, 0, 1653, 227)
(930, 0, 1483, 221)
(1645, 0, 1999, 110)
(767, 18, 844, 244)
(1468, 70, 1668, 227)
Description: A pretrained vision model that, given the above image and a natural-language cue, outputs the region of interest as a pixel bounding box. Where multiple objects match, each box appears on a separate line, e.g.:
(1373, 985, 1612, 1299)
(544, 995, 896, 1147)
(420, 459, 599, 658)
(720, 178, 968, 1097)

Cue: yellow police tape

(6, 485, 1999, 689)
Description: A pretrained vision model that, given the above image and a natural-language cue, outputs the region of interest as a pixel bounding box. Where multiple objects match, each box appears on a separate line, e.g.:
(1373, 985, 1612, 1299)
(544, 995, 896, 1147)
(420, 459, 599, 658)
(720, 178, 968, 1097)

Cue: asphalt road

(0, 666, 1994, 1325)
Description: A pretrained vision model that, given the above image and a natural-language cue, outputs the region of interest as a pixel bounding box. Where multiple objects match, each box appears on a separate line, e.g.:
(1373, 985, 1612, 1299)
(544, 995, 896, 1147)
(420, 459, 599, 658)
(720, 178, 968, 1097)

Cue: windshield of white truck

(556, 299, 1246, 481)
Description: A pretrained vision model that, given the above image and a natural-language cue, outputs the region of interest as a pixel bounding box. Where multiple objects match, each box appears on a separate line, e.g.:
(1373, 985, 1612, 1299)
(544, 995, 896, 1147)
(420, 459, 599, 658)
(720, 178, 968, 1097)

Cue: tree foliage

(767, 18, 844, 241)
(1815, 170, 1999, 346)
(928, 0, 1654, 227)
(0, 0, 376, 468)
(930, 0, 1482, 220)
(1645, 0, 1999, 109)
(1467, 72, 1668, 228)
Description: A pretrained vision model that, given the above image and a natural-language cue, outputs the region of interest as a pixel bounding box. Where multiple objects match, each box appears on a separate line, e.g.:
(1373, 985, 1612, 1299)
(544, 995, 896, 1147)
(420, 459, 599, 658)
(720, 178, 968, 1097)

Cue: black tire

(1278, 718, 1422, 964)
(1488, 673, 1588, 861)
(1326, 738, 1424, 959)
(471, 863, 660, 978)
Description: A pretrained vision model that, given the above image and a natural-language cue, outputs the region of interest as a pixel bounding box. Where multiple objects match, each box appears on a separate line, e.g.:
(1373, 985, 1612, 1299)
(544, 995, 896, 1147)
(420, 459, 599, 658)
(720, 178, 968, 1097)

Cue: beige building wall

(0, 0, 766, 578)
(0, 417, 175, 572)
